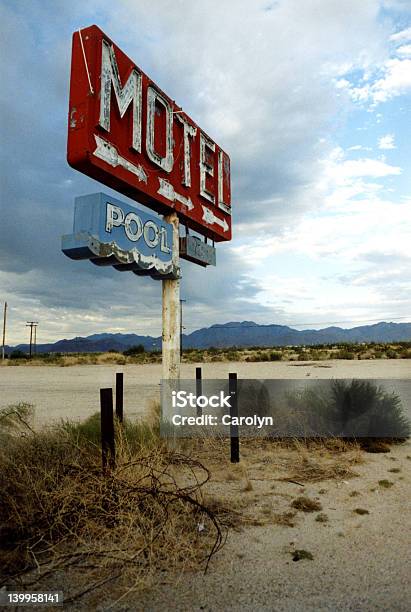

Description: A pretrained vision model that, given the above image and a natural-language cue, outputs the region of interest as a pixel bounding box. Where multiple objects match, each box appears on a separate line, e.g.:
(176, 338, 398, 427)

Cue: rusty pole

(162, 212, 180, 382)
(2, 302, 7, 360)
(162, 212, 180, 448)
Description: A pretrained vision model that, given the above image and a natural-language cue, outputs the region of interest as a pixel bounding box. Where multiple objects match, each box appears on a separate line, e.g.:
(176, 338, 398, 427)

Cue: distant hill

(5, 320, 411, 355)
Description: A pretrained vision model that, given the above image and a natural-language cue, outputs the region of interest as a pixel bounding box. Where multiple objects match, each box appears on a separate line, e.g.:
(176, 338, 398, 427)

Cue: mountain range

(6, 321, 411, 354)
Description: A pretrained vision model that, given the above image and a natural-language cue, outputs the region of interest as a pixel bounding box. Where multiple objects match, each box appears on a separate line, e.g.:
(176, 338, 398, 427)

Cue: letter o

(197, 396, 208, 408)
(124, 212, 143, 242)
(144, 221, 159, 248)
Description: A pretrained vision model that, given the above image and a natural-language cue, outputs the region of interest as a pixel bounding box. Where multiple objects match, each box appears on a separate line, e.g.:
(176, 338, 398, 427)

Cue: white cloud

(2, 0, 411, 341)
(323, 148, 401, 183)
(372, 58, 411, 102)
(348, 144, 372, 151)
(378, 134, 396, 149)
(397, 44, 411, 55)
(389, 26, 411, 42)
(343, 56, 411, 105)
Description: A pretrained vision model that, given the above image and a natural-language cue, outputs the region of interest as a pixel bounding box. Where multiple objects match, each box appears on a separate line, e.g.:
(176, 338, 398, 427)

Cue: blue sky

(0, 0, 410, 343)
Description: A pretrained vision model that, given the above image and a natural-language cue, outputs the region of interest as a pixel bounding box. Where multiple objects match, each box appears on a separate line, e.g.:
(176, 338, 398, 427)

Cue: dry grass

(4, 341, 411, 367)
(0, 409, 231, 606)
(276, 438, 363, 483)
(272, 511, 297, 527)
(315, 512, 329, 523)
(2, 400, 394, 604)
(378, 479, 394, 489)
(291, 549, 313, 561)
(291, 496, 323, 513)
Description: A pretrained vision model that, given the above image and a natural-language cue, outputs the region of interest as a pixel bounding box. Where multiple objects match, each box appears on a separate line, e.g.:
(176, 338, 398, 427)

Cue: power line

(26, 322, 38, 358)
(2, 302, 7, 360)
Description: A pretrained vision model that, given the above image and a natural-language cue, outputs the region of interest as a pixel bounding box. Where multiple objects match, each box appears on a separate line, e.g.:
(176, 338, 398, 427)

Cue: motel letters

(68, 25, 232, 242)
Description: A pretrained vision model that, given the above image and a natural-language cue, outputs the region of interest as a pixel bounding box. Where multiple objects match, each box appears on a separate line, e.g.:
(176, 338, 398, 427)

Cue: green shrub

(62, 411, 161, 453)
(123, 344, 145, 356)
(10, 350, 27, 360)
(329, 380, 410, 438)
(335, 350, 355, 360)
(281, 380, 410, 439)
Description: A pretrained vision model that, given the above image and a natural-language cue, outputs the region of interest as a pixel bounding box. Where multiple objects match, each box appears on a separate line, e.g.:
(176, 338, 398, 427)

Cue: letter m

(99, 40, 142, 152)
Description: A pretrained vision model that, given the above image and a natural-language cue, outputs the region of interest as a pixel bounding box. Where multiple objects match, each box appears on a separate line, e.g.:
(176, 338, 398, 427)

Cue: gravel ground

(135, 441, 411, 612)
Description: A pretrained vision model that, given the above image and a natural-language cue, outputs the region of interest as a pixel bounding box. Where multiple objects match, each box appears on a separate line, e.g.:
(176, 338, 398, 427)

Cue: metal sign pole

(162, 211, 181, 382)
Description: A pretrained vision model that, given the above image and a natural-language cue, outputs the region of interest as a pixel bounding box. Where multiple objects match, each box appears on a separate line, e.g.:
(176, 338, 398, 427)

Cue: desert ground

(1, 359, 410, 427)
(136, 439, 411, 612)
(1, 359, 410, 611)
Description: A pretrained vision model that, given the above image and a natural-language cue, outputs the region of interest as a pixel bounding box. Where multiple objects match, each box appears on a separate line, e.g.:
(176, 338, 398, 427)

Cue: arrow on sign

(201, 206, 229, 232)
(157, 178, 194, 211)
(93, 135, 148, 183)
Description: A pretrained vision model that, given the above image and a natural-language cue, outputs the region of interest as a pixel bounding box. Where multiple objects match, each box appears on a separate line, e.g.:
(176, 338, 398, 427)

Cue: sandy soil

(135, 440, 411, 612)
(1, 360, 410, 610)
(1, 360, 410, 427)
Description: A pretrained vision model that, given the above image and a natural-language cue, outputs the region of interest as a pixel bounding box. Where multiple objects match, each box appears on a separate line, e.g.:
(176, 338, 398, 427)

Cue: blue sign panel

(62, 193, 178, 279)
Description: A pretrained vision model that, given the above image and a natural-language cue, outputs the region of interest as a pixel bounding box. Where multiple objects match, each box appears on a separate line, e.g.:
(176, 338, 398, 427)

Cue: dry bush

(272, 511, 297, 527)
(279, 438, 363, 483)
(0, 411, 228, 605)
(96, 352, 126, 365)
(291, 496, 322, 513)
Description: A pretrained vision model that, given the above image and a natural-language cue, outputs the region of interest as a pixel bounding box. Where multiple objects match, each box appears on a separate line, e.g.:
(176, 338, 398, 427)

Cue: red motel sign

(67, 25, 231, 242)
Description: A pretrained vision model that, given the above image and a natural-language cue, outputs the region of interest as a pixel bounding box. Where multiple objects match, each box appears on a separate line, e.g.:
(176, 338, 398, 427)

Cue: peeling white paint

(146, 86, 174, 173)
(94, 135, 147, 182)
(99, 40, 142, 153)
(88, 232, 176, 275)
(158, 178, 194, 210)
(201, 205, 229, 232)
(176, 114, 197, 187)
(105, 202, 170, 253)
(218, 150, 231, 215)
(199, 132, 215, 203)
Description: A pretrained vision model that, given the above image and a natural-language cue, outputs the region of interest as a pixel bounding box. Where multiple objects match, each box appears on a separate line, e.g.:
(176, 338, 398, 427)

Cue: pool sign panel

(62, 193, 178, 279)
(68, 25, 232, 242)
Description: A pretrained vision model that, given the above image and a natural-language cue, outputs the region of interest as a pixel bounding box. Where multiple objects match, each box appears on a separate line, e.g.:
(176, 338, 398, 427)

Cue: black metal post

(100, 388, 115, 472)
(229, 373, 239, 463)
(115, 372, 124, 423)
(196, 367, 202, 417)
(180, 299, 186, 359)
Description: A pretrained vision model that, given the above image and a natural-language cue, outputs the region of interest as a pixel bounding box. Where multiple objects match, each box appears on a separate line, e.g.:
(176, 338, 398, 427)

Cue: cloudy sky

(1, 0, 410, 344)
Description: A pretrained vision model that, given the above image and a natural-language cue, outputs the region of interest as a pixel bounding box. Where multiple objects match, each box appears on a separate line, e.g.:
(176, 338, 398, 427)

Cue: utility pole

(26, 321, 38, 358)
(180, 299, 186, 359)
(2, 302, 7, 360)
